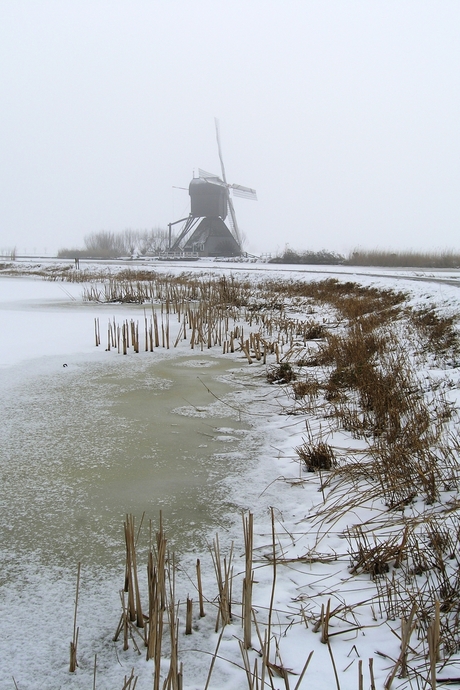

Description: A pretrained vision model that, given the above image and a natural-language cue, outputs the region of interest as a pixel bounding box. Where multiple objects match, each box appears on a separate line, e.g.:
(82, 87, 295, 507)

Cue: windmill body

(189, 177, 227, 219)
(168, 121, 256, 258)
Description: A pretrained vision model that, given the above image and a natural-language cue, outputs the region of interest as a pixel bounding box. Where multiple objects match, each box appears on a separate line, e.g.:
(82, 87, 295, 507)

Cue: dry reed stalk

(427, 600, 441, 688)
(121, 668, 138, 689)
(242, 511, 254, 649)
(69, 562, 81, 672)
(266, 507, 277, 676)
(250, 611, 268, 688)
(252, 657, 259, 690)
(173, 324, 184, 348)
(327, 640, 341, 690)
(123, 519, 136, 622)
(289, 652, 314, 690)
(185, 597, 192, 635)
(151, 591, 164, 688)
(120, 589, 129, 650)
(240, 340, 253, 364)
(369, 658, 375, 690)
(210, 534, 233, 631)
(128, 515, 144, 629)
(196, 559, 205, 618)
(384, 603, 417, 689)
(321, 598, 331, 644)
(122, 323, 127, 355)
(190, 312, 196, 350)
(165, 603, 181, 690)
(147, 516, 168, 687)
(239, 639, 255, 689)
(207, 310, 212, 349)
(203, 626, 225, 690)
(153, 311, 159, 347)
(93, 653, 97, 690)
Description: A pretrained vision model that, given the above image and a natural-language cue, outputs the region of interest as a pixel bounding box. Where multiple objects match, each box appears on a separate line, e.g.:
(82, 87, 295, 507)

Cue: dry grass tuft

(296, 440, 336, 472)
(411, 306, 459, 362)
(292, 379, 321, 400)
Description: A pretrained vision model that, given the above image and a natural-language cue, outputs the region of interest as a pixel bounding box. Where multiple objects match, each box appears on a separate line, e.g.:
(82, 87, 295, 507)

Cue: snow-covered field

(1, 259, 460, 690)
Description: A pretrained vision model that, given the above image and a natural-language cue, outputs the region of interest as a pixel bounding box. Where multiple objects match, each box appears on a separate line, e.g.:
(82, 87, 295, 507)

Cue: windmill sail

(215, 118, 228, 184)
(198, 168, 221, 180)
(231, 184, 257, 200)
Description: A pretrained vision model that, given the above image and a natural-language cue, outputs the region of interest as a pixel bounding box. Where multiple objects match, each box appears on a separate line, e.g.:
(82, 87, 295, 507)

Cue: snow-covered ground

(1, 260, 460, 690)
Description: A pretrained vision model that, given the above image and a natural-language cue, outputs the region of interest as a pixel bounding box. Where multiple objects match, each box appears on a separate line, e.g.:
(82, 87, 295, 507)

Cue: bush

(58, 227, 171, 259)
(269, 249, 345, 265)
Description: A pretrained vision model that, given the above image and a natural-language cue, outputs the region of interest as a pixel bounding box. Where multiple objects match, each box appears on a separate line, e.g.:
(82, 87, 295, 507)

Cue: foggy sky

(1, 1, 459, 256)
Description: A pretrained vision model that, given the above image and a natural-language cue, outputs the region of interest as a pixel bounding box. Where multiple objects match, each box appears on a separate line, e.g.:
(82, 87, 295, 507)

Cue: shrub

(268, 249, 345, 265)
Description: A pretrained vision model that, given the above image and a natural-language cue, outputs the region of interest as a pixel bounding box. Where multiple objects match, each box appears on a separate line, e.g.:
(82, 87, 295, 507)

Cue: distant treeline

(58, 228, 173, 259)
(270, 248, 460, 268)
(57, 231, 460, 268)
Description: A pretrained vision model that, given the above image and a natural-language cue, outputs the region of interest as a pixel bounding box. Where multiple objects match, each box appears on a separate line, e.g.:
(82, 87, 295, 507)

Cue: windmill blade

(231, 184, 257, 201)
(227, 196, 242, 248)
(214, 117, 228, 184)
(198, 168, 221, 180)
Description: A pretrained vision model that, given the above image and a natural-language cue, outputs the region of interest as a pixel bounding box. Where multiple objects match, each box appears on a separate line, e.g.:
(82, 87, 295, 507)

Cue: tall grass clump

(347, 248, 460, 268)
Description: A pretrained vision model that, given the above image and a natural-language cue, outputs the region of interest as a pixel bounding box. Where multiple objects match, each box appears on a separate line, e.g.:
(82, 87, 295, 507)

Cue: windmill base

(183, 217, 242, 257)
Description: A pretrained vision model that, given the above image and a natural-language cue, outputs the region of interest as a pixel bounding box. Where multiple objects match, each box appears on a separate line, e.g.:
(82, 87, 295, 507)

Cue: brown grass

(410, 306, 459, 362)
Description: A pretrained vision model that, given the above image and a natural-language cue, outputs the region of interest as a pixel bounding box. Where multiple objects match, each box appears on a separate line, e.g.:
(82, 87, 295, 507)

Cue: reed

(185, 597, 192, 635)
(69, 562, 81, 673)
(242, 511, 254, 649)
(209, 533, 233, 631)
(121, 668, 138, 689)
(348, 248, 460, 268)
(196, 558, 205, 618)
(384, 604, 417, 689)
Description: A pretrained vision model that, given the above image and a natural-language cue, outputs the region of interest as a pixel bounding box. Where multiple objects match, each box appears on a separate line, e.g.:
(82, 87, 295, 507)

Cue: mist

(1, 1, 459, 256)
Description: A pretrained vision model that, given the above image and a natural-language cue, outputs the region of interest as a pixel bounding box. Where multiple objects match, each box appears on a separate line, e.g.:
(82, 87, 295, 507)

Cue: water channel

(0, 349, 258, 577)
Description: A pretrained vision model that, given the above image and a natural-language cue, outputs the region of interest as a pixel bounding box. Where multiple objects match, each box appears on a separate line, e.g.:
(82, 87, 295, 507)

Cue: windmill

(168, 119, 257, 257)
